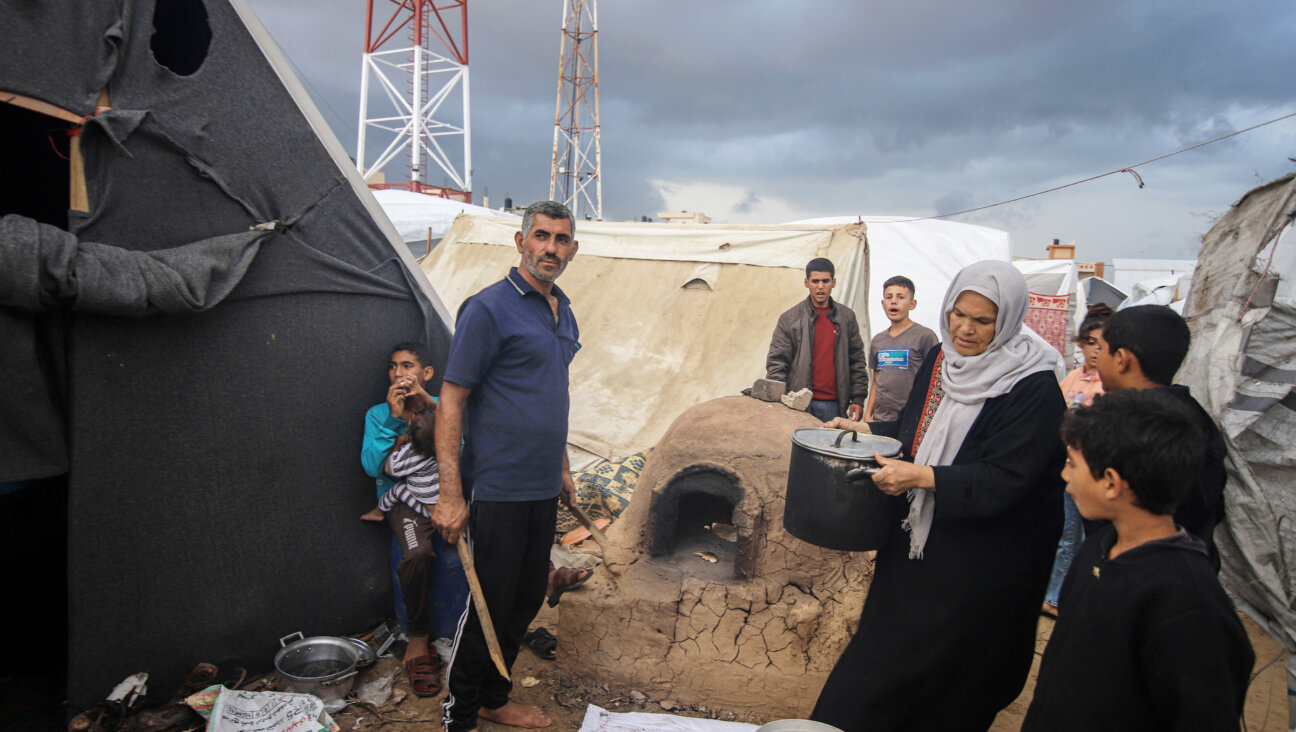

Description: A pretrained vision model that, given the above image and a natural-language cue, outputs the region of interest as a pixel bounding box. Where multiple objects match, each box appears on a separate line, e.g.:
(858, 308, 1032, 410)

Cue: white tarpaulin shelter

(786, 216, 1012, 332)
(422, 216, 870, 471)
(1177, 173, 1296, 700)
(373, 189, 518, 245)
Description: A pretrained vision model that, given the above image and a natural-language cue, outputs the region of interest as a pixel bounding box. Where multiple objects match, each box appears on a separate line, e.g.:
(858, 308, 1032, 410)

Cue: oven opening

(648, 468, 743, 580)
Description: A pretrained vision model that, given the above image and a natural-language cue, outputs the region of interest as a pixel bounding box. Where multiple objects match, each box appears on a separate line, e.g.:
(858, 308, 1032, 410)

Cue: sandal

(404, 654, 443, 697)
(522, 628, 557, 661)
(547, 566, 593, 607)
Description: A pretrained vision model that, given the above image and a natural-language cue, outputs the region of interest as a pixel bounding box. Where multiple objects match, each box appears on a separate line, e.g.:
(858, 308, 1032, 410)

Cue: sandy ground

(334, 600, 1288, 732)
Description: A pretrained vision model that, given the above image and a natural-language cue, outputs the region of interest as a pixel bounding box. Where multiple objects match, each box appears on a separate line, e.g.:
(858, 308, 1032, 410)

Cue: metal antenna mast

(358, 0, 472, 201)
(549, 0, 602, 220)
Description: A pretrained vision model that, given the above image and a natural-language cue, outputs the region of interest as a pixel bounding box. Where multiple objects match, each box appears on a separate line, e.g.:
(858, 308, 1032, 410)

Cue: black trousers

(442, 498, 556, 732)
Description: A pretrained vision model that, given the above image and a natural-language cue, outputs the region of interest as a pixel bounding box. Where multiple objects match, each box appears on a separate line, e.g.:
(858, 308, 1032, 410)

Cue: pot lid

(791, 428, 901, 460)
(346, 637, 377, 667)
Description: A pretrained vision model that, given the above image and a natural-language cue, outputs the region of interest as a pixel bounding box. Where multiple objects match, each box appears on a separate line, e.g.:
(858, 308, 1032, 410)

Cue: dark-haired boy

(862, 275, 937, 422)
(1022, 389, 1253, 731)
(1095, 304, 1227, 569)
(360, 342, 445, 696)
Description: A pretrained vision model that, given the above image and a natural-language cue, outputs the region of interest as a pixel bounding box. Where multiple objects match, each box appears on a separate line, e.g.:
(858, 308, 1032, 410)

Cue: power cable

(895, 110, 1296, 223)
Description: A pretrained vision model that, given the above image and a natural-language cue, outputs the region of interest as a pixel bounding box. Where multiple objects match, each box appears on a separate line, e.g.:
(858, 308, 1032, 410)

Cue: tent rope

(891, 110, 1296, 223)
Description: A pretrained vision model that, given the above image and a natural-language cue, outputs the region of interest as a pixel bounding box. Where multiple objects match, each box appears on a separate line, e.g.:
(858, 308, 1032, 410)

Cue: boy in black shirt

(1095, 304, 1227, 569)
(1023, 389, 1254, 731)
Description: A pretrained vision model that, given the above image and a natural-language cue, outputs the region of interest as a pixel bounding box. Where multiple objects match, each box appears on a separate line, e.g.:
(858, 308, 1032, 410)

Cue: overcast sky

(246, 0, 1295, 264)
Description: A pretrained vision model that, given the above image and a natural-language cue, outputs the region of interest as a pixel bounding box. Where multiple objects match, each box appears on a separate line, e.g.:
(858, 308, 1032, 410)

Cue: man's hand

(870, 453, 935, 495)
(560, 470, 577, 509)
(847, 403, 863, 421)
(432, 495, 469, 544)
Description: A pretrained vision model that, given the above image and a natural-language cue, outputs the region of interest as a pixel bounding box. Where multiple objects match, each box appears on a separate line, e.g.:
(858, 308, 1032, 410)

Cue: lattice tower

(549, 0, 602, 220)
(357, 0, 471, 200)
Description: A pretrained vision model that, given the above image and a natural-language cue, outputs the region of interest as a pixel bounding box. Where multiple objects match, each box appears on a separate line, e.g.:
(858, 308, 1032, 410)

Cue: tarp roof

(423, 216, 868, 470)
(373, 188, 518, 244)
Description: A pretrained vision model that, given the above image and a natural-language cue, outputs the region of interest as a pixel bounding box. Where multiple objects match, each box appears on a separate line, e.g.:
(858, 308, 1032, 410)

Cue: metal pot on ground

(784, 428, 903, 551)
(273, 632, 374, 704)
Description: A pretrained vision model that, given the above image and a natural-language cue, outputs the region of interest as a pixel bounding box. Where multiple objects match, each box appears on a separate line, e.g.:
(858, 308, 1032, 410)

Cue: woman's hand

(823, 416, 871, 433)
(870, 453, 936, 495)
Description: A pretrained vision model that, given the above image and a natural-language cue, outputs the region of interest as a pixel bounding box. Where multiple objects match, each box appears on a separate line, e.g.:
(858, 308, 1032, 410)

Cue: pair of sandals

(405, 653, 445, 697)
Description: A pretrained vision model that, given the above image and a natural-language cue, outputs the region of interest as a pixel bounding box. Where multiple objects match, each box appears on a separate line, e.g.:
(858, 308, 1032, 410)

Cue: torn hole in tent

(151, 0, 212, 76)
(681, 262, 719, 291)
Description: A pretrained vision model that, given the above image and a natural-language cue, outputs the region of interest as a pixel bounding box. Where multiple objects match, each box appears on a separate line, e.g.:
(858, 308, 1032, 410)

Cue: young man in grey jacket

(766, 257, 869, 421)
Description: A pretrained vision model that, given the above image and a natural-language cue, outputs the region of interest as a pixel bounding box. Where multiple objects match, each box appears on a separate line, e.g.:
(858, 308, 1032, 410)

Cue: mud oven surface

(557, 396, 876, 720)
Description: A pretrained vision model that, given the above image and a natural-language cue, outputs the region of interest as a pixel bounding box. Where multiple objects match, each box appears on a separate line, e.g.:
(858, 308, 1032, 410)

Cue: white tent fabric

(372, 189, 518, 244)
(1112, 257, 1197, 295)
(422, 216, 868, 471)
(1176, 173, 1296, 697)
(786, 216, 1012, 333)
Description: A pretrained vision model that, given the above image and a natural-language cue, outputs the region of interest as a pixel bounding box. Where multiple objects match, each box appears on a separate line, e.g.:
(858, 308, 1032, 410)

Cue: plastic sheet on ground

(186, 685, 339, 732)
(578, 704, 757, 732)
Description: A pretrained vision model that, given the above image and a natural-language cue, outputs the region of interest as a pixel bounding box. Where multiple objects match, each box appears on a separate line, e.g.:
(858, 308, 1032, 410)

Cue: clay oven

(558, 396, 876, 720)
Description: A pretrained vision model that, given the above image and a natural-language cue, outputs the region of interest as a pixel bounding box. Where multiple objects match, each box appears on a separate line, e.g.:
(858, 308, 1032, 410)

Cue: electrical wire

(894, 110, 1296, 223)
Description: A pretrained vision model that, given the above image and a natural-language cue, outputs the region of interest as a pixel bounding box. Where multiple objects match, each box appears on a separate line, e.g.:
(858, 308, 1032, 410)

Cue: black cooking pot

(784, 428, 903, 551)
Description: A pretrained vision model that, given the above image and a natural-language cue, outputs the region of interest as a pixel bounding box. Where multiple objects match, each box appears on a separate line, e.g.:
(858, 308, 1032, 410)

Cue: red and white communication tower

(550, 0, 601, 220)
(357, 0, 471, 201)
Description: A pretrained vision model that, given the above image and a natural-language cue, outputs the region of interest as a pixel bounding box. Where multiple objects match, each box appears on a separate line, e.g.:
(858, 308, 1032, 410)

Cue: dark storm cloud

(250, 0, 1296, 257)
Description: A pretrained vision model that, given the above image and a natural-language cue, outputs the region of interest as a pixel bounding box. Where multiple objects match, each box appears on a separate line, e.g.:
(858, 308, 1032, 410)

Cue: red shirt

(811, 305, 838, 400)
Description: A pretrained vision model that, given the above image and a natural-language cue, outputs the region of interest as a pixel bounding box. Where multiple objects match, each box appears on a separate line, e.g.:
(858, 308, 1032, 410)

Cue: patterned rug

(1025, 291, 1071, 356)
(556, 450, 652, 535)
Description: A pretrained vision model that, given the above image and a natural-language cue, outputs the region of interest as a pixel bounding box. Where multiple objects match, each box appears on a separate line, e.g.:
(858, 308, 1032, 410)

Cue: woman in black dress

(811, 260, 1067, 732)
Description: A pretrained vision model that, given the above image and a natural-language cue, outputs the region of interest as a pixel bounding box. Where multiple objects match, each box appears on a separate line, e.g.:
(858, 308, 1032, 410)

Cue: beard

(522, 248, 569, 282)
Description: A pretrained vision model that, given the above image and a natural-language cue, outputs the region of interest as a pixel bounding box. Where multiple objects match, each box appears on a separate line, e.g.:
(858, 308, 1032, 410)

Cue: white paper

(578, 703, 758, 732)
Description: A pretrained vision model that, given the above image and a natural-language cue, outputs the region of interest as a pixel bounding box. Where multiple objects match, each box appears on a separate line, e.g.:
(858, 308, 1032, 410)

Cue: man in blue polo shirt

(434, 200, 580, 732)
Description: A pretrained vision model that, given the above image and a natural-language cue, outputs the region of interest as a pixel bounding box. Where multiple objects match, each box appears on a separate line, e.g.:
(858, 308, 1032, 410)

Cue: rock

(521, 676, 540, 688)
(660, 699, 678, 711)
(781, 388, 812, 411)
(750, 378, 786, 402)
(630, 690, 646, 703)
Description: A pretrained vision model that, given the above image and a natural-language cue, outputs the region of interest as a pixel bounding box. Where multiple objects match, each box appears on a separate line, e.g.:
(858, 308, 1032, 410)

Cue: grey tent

(1179, 173, 1296, 701)
(0, 0, 451, 709)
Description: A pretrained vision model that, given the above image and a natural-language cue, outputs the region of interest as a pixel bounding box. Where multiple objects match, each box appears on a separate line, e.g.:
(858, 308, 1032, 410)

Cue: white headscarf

(904, 260, 1063, 558)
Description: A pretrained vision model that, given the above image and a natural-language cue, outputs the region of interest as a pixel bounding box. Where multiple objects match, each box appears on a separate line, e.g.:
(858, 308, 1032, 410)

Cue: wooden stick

(570, 502, 610, 546)
(456, 540, 510, 681)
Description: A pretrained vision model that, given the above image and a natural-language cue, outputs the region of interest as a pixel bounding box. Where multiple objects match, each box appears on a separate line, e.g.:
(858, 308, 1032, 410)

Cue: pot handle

(833, 430, 859, 448)
(320, 670, 359, 688)
(279, 632, 304, 648)
(846, 466, 879, 481)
